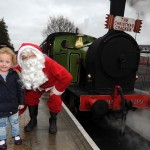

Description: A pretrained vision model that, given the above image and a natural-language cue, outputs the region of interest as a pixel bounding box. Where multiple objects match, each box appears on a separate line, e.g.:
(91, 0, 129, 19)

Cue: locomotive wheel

(91, 100, 108, 118)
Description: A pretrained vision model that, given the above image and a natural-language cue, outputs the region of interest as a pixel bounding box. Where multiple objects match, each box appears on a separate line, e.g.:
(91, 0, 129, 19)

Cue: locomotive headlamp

(75, 37, 83, 48)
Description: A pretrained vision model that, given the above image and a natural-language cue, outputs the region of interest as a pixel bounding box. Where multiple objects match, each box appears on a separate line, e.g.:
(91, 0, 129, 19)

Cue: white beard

(20, 57, 48, 90)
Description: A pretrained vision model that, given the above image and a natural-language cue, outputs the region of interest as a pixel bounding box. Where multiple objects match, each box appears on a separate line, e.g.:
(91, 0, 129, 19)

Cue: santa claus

(15, 43, 72, 133)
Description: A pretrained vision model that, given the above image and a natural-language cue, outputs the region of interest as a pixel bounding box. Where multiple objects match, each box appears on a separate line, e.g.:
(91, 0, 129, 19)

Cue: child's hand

(18, 105, 24, 110)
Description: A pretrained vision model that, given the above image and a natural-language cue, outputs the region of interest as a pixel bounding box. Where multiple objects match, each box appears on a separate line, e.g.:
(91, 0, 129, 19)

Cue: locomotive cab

(40, 32, 96, 85)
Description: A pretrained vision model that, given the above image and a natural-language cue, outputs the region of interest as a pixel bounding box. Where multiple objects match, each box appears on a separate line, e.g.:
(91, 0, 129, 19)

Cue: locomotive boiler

(40, 0, 150, 134)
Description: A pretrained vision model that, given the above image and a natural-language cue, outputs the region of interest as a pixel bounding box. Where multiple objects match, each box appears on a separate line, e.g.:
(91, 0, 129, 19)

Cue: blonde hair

(0, 47, 16, 65)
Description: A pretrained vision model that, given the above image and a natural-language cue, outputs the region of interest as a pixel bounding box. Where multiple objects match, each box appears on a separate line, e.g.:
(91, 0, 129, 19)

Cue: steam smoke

(106, 109, 150, 150)
(127, 109, 150, 141)
(127, 0, 150, 16)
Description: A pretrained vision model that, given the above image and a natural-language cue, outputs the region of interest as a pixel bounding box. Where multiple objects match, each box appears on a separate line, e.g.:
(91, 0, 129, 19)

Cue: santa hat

(17, 43, 44, 66)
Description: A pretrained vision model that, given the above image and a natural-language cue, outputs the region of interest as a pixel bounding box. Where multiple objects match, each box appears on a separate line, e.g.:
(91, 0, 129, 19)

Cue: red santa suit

(16, 43, 72, 113)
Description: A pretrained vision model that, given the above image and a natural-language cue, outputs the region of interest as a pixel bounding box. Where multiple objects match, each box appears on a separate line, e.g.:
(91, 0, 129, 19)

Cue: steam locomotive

(40, 0, 150, 134)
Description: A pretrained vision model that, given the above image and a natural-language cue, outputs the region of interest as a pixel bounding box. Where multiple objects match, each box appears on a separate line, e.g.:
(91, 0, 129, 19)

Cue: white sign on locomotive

(113, 16, 135, 32)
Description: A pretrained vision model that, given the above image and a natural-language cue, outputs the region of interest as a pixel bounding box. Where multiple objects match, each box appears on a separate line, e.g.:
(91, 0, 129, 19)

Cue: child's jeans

(0, 112, 20, 140)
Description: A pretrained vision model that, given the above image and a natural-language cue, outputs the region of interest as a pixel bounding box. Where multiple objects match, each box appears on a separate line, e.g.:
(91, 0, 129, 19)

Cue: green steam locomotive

(40, 0, 150, 135)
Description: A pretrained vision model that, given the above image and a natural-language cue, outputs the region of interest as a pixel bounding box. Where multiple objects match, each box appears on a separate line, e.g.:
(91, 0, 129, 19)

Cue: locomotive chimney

(110, 0, 126, 17)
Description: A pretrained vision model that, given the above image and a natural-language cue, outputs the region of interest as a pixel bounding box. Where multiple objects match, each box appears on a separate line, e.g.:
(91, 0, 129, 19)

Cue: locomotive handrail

(140, 50, 150, 53)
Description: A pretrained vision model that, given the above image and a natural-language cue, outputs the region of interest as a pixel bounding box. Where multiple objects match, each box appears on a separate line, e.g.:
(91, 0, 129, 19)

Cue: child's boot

(14, 136, 22, 145)
(0, 140, 7, 150)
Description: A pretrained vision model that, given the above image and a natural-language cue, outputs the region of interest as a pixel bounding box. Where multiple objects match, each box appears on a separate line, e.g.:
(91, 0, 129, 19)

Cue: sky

(0, 0, 150, 51)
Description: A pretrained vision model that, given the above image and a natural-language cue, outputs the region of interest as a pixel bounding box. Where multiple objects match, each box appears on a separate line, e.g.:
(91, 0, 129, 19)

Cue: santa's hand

(50, 91, 54, 96)
(18, 105, 25, 110)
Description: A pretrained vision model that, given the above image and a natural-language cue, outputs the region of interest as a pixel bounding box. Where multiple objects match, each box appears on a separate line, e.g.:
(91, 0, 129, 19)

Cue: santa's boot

(49, 112, 57, 134)
(24, 105, 38, 132)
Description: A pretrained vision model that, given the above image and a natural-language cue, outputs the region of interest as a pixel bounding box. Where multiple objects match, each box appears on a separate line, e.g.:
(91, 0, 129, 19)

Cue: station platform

(6, 94, 100, 150)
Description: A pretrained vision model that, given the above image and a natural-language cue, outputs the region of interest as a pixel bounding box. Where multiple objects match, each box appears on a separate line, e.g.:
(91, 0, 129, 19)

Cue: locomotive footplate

(68, 86, 90, 98)
(80, 86, 150, 111)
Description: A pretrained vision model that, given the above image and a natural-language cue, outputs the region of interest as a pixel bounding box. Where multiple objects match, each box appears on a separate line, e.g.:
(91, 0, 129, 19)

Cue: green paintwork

(40, 32, 96, 85)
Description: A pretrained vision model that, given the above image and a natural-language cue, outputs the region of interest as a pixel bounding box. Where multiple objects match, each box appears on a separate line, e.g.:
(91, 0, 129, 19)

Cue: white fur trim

(51, 86, 64, 95)
(17, 45, 44, 66)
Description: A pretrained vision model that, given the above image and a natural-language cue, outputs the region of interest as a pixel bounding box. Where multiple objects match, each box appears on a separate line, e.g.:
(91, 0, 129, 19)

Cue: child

(0, 45, 24, 150)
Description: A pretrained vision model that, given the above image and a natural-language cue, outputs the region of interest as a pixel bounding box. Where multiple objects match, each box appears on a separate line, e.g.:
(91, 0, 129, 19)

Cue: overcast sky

(0, 0, 150, 50)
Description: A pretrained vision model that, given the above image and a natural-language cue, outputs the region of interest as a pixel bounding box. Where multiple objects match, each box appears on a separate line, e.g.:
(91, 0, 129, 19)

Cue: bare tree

(42, 16, 78, 37)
